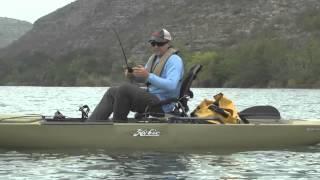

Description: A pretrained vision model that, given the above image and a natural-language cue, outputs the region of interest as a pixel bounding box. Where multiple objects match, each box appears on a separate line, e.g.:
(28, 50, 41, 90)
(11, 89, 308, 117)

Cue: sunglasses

(150, 41, 167, 47)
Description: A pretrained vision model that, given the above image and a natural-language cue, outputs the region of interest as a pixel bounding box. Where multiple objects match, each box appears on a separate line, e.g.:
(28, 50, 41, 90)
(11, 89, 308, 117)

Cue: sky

(0, 0, 76, 23)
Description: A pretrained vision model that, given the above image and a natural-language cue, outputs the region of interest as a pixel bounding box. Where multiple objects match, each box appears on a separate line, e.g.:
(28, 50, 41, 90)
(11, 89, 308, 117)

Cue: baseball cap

(149, 29, 172, 43)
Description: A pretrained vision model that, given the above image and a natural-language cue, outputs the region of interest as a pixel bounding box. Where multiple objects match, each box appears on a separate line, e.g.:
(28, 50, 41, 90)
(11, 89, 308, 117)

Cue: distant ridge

(0, 17, 32, 48)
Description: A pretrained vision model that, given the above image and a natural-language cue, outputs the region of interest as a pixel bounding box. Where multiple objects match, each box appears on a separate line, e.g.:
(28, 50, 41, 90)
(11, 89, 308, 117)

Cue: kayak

(0, 115, 320, 151)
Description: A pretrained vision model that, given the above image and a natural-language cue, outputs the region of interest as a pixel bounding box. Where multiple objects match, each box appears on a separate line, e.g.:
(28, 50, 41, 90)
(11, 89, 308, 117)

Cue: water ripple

(1, 148, 319, 179)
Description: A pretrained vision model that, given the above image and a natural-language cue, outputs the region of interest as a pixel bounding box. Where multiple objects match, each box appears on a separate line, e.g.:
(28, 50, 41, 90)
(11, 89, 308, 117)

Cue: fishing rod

(112, 28, 133, 73)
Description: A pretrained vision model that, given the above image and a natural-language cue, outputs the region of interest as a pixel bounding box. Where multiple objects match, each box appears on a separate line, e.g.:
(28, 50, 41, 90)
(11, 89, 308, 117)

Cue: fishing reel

(127, 67, 133, 73)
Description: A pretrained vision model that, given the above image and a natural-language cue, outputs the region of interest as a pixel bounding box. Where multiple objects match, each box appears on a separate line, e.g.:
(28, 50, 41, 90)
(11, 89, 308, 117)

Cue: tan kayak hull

(0, 118, 319, 151)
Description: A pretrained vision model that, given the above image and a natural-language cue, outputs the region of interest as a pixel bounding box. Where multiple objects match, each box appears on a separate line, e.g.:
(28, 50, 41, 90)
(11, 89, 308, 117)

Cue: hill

(0, 0, 320, 87)
(0, 17, 32, 48)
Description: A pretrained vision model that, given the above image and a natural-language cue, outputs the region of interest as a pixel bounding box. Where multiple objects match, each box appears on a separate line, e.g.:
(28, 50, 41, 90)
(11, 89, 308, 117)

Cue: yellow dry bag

(191, 93, 240, 124)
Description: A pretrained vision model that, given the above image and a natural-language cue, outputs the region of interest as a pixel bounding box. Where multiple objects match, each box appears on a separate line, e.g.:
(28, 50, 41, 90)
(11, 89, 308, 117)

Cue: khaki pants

(88, 83, 163, 121)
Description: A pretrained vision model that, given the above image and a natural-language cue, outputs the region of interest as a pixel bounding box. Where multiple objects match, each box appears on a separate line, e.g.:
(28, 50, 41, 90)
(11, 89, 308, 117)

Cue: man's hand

(132, 65, 149, 79)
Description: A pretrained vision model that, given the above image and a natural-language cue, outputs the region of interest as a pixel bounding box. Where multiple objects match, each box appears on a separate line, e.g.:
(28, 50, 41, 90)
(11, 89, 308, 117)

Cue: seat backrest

(175, 64, 202, 115)
(179, 64, 202, 98)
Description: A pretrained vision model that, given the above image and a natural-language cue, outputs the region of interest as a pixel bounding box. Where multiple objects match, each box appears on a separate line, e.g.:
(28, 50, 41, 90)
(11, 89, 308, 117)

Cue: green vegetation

(1, 34, 320, 87)
(183, 35, 320, 88)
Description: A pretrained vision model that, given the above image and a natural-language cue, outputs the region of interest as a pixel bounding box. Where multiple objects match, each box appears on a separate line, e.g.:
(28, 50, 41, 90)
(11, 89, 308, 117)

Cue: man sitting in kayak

(88, 29, 184, 122)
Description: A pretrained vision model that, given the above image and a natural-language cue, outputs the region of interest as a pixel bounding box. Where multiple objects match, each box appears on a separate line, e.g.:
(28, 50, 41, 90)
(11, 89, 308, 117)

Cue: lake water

(0, 86, 320, 179)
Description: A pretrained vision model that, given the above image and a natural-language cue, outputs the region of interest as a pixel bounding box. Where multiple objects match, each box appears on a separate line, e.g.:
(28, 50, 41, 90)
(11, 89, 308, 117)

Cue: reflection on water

(0, 146, 320, 179)
(0, 87, 320, 179)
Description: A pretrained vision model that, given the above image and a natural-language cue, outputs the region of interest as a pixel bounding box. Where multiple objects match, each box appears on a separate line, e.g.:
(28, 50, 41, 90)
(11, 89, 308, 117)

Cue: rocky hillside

(0, 17, 32, 48)
(0, 0, 320, 86)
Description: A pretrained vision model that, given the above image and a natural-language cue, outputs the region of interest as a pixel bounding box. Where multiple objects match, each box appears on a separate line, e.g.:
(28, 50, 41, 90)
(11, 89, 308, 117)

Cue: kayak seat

(135, 64, 202, 119)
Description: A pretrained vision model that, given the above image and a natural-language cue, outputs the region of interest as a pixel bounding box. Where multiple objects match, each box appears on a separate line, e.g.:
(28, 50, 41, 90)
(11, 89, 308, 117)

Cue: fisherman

(88, 29, 184, 122)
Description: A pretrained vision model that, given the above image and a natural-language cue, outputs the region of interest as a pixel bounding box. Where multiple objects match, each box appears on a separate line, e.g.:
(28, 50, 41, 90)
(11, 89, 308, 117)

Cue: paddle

(238, 105, 281, 124)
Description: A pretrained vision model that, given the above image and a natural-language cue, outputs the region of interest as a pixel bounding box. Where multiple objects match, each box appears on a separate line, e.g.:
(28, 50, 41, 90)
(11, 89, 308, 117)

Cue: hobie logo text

(133, 129, 160, 137)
